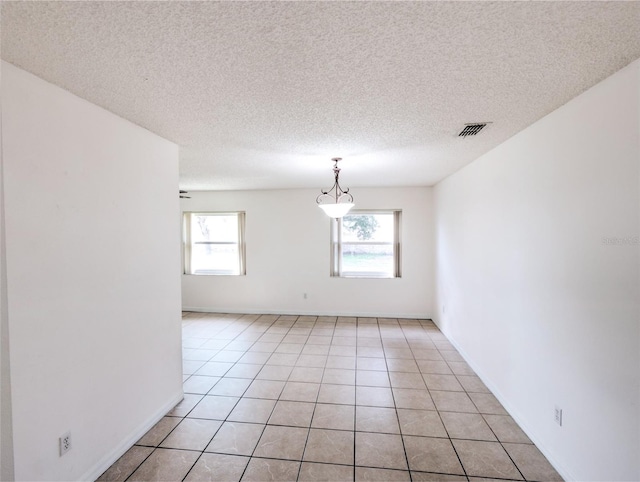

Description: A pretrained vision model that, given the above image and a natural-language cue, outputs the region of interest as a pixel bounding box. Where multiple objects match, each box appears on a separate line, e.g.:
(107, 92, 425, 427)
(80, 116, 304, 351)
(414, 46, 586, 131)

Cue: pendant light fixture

(316, 157, 354, 218)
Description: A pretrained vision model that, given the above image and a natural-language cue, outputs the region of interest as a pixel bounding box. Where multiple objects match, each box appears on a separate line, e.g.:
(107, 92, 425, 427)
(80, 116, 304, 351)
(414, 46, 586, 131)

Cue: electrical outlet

(554, 406, 563, 426)
(59, 432, 72, 456)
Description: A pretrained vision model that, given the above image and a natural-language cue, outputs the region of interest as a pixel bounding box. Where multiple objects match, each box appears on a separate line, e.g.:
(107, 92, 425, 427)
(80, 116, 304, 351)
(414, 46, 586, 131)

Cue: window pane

(191, 244, 239, 274)
(341, 243, 394, 276)
(191, 214, 238, 243)
(341, 213, 393, 242)
(185, 212, 245, 276)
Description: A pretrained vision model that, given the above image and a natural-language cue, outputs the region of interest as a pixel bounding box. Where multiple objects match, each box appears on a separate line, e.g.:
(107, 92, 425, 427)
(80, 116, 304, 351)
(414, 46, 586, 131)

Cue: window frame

(183, 211, 246, 276)
(330, 209, 401, 279)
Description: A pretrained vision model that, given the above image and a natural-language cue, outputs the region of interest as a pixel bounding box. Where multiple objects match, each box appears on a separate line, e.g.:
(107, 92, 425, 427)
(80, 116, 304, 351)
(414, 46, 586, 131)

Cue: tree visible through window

(331, 211, 401, 278)
(183, 212, 245, 275)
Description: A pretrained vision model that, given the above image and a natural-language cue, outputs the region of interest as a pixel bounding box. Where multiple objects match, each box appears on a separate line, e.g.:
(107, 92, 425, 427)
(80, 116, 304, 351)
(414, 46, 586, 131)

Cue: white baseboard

(81, 390, 184, 481)
(182, 306, 432, 320)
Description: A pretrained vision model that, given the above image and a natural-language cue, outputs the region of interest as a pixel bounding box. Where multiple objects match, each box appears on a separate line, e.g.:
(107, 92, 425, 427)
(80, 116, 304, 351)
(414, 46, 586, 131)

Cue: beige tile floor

(99, 313, 563, 482)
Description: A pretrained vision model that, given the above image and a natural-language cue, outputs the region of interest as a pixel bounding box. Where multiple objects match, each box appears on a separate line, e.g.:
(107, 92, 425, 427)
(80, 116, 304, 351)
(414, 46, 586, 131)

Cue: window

(183, 212, 246, 275)
(331, 210, 401, 278)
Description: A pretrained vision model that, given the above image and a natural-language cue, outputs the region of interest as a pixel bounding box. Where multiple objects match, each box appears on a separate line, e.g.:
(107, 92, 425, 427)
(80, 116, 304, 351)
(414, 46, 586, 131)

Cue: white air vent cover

(458, 123, 489, 137)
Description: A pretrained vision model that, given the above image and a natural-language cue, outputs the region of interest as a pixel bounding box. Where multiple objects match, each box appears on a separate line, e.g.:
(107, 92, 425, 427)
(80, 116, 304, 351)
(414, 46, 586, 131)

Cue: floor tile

(403, 435, 464, 474)
(184, 453, 249, 481)
(208, 378, 252, 397)
(183, 375, 221, 395)
(304, 428, 354, 465)
(356, 406, 400, 433)
(423, 373, 464, 391)
(299, 462, 353, 482)
(227, 398, 277, 423)
(160, 418, 222, 450)
(249, 342, 279, 353)
(311, 403, 354, 430)
(441, 412, 497, 441)
(397, 409, 447, 437)
(322, 368, 356, 385)
(440, 350, 465, 362)
(183, 360, 207, 375)
(241, 457, 300, 482)
(357, 336, 384, 346)
(355, 467, 411, 481)
(104, 313, 559, 482)
(128, 448, 199, 481)
(453, 439, 523, 480)
(283, 335, 309, 344)
(199, 340, 229, 351)
(296, 354, 328, 367)
(384, 348, 414, 359)
(136, 417, 181, 447)
(430, 391, 478, 413)
(411, 349, 443, 361)
(253, 425, 309, 460)
(317, 384, 356, 405)
(188, 395, 240, 420)
(256, 365, 293, 381)
(268, 400, 315, 427)
(183, 337, 207, 349)
(276, 343, 304, 354)
(417, 360, 453, 375)
(386, 358, 420, 373)
(326, 356, 357, 369)
(358, 346, 386, 358)
(301, 344, 331, 355)
(212, 350, 245, 363)
(447, 360, 475, 376)
(226, 340, 256, 351)
(225, 364, 263, 379)
(392, 388, 436, 410)
(389, 372, 427, 389)
(469, 392, 508, 415)
(205, 421, 265, 456)
(266, 353, 299, 366)
(168, 394, 204, 417)
(483, 415, 532, 443)
(243, 379, 286, 399)
(196, 361, 234, 377)
(97, 446, 153, 481)
(411, 472, 467, 481)
(280, 381, 320, 402)
(456, 375, 491, 393)
(357, 357, 387, 371)
(332, 336, 357, 346)
(356, 386, 395, 407)
(289, 366, 324, 383)
(330, 344, 357, 356)
(355, 432, 408, 470)
(503, 443, 563, 481)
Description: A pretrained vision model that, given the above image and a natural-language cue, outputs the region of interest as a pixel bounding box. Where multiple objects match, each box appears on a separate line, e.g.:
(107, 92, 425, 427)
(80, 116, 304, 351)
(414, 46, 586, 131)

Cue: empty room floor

(99, 313, 562, 481)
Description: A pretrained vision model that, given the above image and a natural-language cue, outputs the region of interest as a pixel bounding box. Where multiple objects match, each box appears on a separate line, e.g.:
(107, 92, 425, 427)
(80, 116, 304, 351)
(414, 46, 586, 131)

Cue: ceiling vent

(458, 123, 489, 137)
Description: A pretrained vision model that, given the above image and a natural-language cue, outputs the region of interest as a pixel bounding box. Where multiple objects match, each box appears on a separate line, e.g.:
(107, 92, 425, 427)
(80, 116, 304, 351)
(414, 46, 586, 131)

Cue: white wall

(434, 59, 639, 481)
(1, 80, 15, 480)
(182, 187, 434, 318)
(1, 62, 183, 481)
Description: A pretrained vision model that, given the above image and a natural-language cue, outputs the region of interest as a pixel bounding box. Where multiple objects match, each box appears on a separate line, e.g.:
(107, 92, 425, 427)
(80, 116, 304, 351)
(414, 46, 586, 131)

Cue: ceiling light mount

(316, 157, 354, 218)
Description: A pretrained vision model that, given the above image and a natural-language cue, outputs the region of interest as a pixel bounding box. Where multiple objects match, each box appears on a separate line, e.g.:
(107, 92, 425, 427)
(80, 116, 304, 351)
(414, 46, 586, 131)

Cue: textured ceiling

(3, 1, 640, 190)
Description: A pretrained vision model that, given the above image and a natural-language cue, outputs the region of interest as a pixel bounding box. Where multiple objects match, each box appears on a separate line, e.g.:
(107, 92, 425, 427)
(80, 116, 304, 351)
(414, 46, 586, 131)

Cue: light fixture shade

(318, 202, 354, 218)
